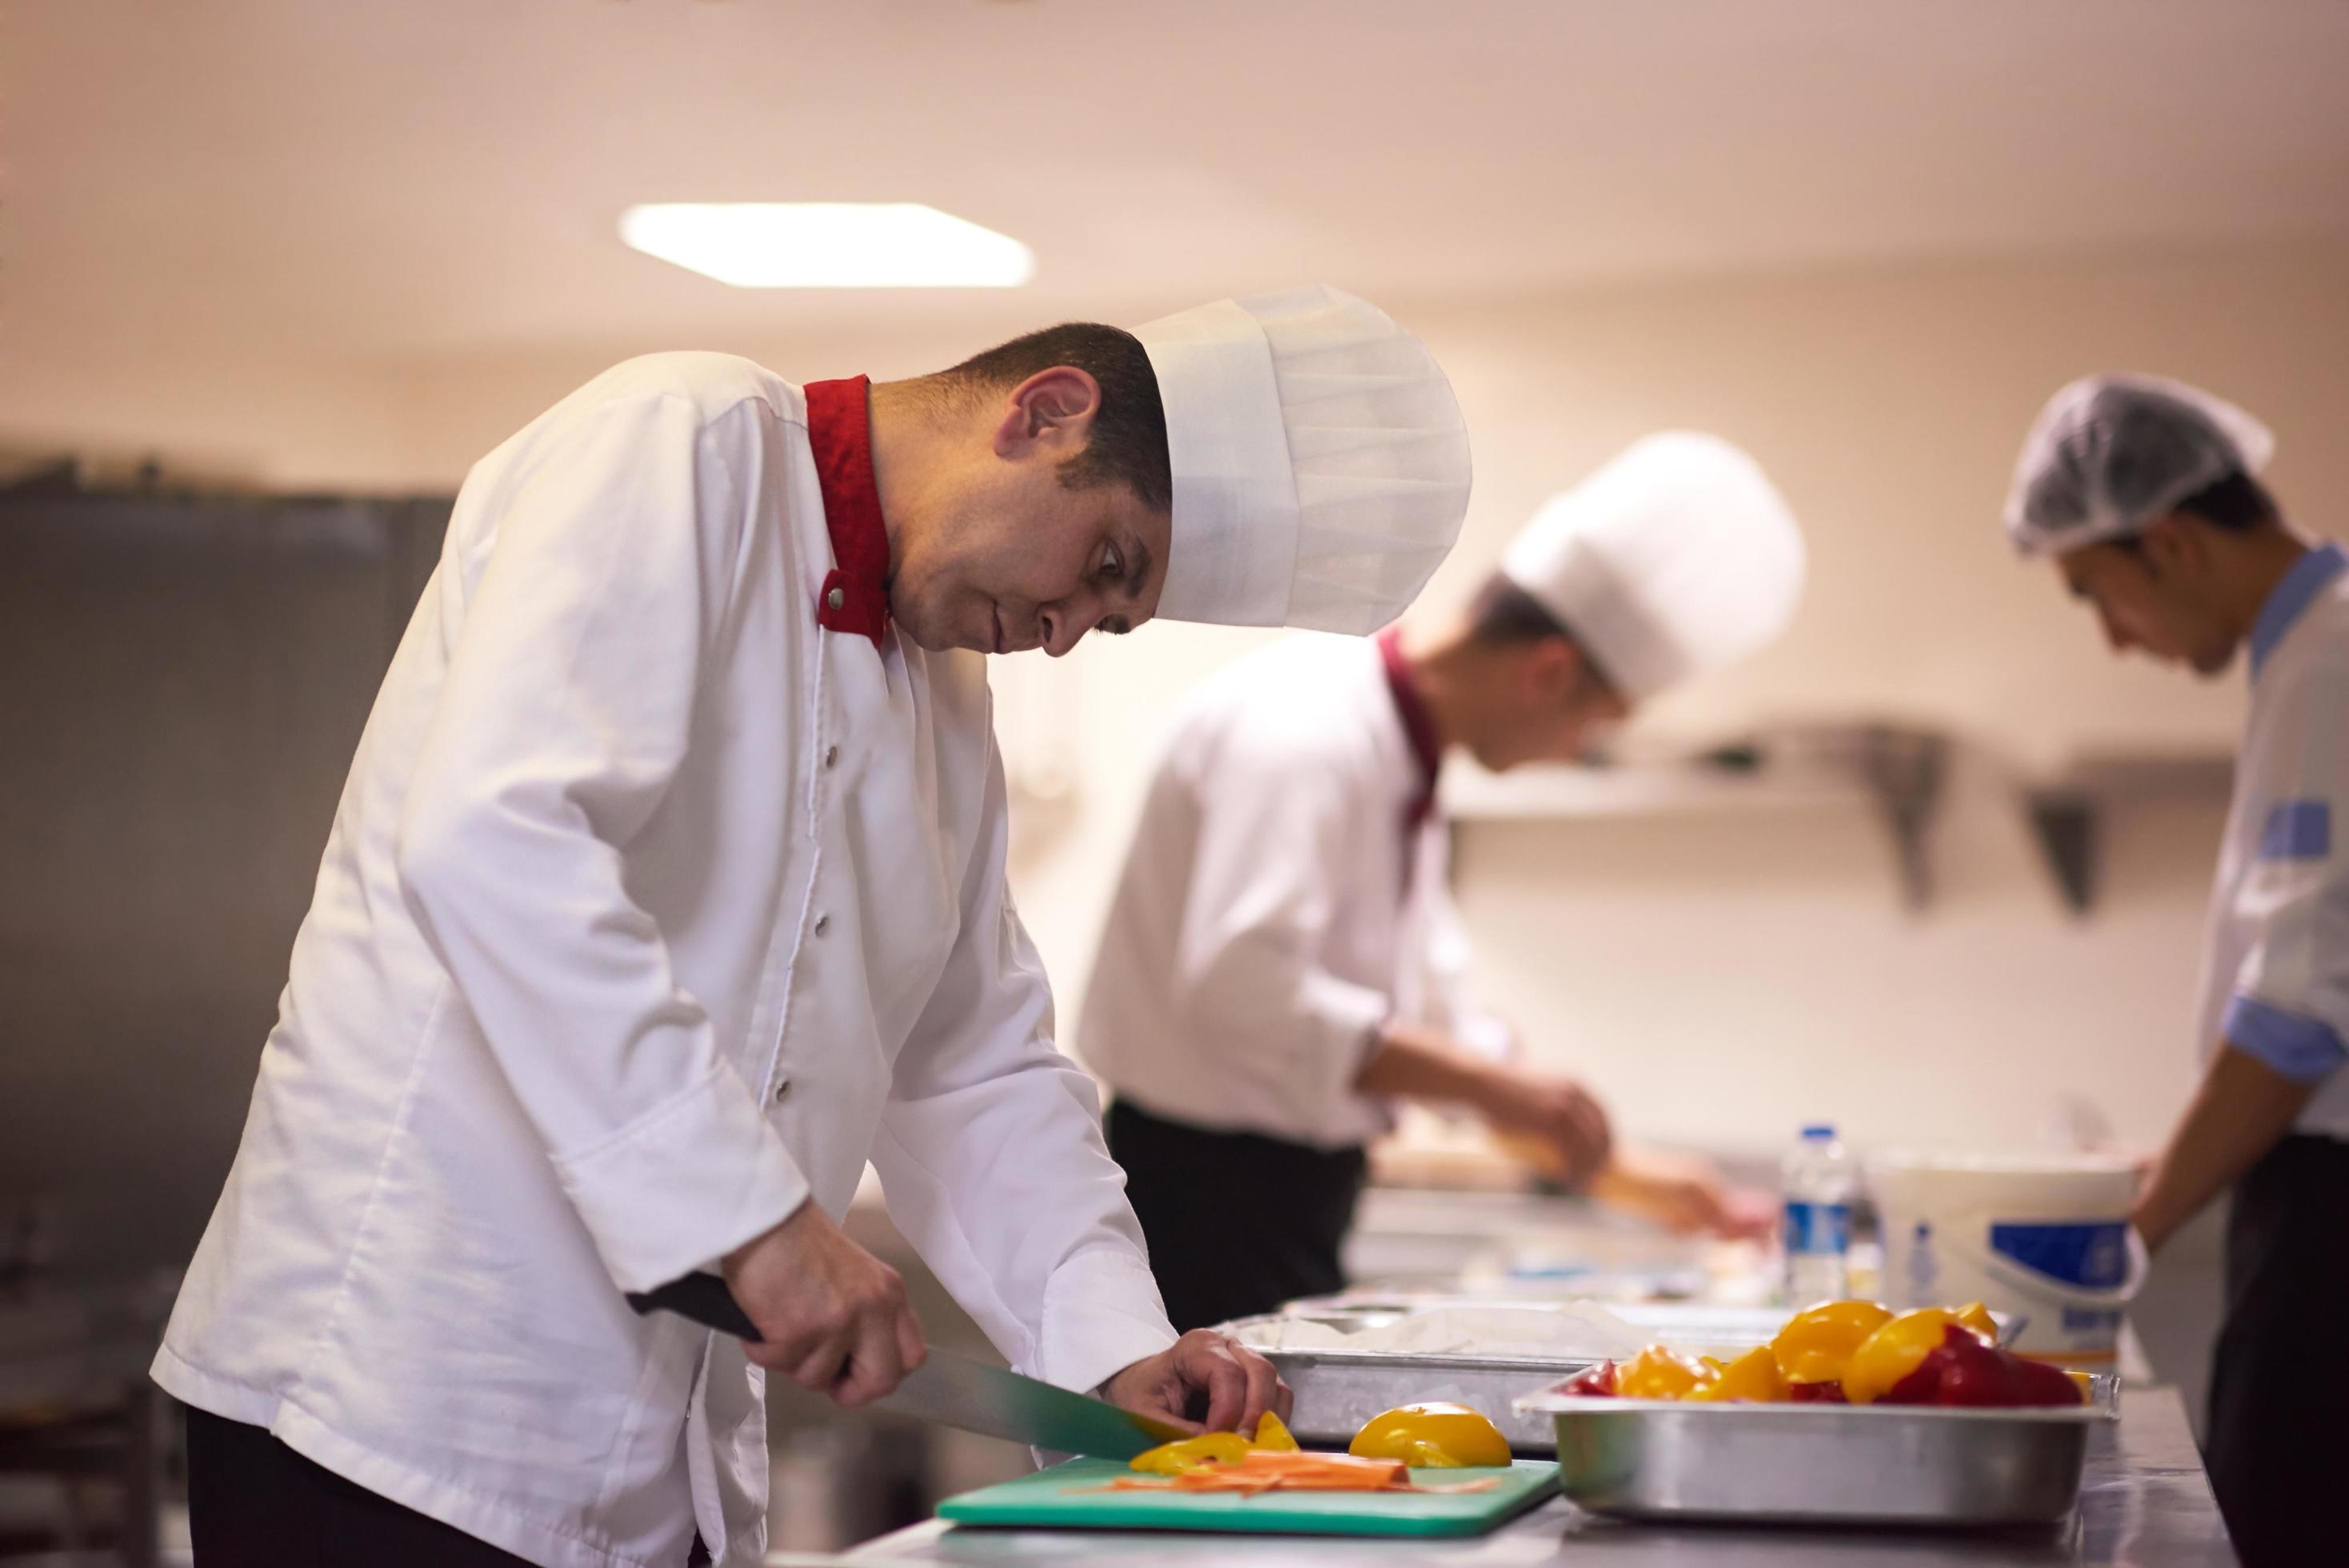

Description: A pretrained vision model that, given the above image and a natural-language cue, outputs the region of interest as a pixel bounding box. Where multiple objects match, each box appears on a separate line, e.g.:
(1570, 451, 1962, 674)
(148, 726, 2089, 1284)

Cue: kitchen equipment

(935, 1457, 1559, 1538)
(1517, 1390, 2107, 1526)
(628, 1272, 1185, 1459)
(1871, 1150, 2143, 1366)
(1225, 1300, 1940, 1454)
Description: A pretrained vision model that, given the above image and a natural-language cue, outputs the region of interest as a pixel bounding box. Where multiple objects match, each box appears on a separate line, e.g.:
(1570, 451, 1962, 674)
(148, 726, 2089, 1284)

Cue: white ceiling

(7, 0, 2348, 369)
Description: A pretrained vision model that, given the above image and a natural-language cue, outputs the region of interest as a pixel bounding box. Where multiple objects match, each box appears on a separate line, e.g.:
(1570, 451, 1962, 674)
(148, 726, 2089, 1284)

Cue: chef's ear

(994, 366, 1103, 460)
(2134, 514, 2202, 582)
(1516, 635, 1583, 704)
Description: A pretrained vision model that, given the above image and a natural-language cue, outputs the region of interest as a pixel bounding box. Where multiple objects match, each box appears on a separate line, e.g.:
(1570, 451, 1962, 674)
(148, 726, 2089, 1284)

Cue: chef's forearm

(2132, 1045, 2318, 1252)
(1354, 1020, 1505, 1112)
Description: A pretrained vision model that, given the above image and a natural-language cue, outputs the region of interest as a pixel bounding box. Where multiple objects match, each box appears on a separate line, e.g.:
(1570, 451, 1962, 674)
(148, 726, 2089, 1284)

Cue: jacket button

(772, 1078, 791, 1104)
(813, 914, 830, 936)
(826, 586, 846, 611)
(824, 745, 839, 769)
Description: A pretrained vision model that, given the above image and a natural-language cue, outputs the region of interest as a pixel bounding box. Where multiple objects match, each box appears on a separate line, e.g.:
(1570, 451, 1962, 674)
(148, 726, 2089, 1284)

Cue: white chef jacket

(1079, 634, 1510, 1150)
(2193, 539, 2349, 1140)
(151, 354, 1174, 1568)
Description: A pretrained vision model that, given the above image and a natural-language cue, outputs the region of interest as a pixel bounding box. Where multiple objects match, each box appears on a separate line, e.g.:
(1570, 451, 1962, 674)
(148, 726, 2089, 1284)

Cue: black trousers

(2205, 1134, 2349, 1568)
(1106, 1098, 1367, 1332)
(184, 1407, 710, 1566)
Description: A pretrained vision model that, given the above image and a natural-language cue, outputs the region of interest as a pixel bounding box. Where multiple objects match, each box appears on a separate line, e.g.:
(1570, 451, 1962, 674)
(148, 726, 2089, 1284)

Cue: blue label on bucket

(1784, 1201, 1851, 1255)
(1989, 1221, 2127, 1288)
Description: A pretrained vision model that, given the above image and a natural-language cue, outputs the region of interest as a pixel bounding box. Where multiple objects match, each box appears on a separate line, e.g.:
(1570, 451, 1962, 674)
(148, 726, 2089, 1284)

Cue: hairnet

(2004, 374, 2274, 557)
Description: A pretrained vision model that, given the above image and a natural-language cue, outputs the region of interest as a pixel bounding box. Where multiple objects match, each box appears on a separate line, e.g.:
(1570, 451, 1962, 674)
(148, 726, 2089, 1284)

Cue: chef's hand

(1591, 1148, 1775, 1240)
(1479, 1069, 1613, 1189)
(1102, 1330, 1292, 1437)
(722, 1201, 926, 1408)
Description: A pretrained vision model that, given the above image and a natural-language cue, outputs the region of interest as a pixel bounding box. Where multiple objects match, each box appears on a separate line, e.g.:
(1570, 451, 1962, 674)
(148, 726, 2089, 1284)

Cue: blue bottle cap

(1801, 1124, 1836, 1140)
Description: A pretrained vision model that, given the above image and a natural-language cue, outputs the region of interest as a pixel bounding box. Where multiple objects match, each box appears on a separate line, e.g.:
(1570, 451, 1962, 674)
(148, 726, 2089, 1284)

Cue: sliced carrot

(1082, 1448, 1507, 1497)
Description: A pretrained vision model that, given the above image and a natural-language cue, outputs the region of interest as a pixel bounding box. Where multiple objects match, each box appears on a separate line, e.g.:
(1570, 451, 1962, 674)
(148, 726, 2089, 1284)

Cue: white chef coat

(2193, 539, 2349, 1140)
(151, 354, 1174, 1568)
(1079, 634, 1510, 1150)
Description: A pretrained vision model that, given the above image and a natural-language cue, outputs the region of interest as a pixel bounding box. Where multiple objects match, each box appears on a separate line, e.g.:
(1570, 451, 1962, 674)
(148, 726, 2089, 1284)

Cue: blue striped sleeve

(2223, 994, 2349, 1084)
(2259, 799, 2332, 861)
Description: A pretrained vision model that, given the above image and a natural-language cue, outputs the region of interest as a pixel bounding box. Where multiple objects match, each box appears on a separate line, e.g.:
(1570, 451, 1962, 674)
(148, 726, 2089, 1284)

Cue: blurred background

(3, 0, 2346, 1558)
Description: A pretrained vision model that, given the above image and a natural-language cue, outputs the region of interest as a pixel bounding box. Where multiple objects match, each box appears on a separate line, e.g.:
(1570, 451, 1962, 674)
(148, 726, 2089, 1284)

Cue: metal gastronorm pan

(1226, 1302, 2039, 1460)
(1518, 1390, 2111, 1526)
(1223, 1313, 1598, 1454)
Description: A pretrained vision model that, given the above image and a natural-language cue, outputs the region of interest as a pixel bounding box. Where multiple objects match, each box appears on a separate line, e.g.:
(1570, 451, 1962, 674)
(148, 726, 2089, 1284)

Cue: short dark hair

(2171, 468, 2277, 532)
(938, 323, 1172, 514)
(1466, 573, 1621, 694)
(1467, 573, 1569, 645)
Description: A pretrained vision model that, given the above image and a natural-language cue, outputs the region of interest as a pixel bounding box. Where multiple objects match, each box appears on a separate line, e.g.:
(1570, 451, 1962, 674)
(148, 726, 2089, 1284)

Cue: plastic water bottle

(1782, 1124, 1855, 1305)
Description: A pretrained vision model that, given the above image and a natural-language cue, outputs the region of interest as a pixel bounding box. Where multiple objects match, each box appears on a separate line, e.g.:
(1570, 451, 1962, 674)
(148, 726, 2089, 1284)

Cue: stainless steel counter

(830, 1386, 2234, 1566)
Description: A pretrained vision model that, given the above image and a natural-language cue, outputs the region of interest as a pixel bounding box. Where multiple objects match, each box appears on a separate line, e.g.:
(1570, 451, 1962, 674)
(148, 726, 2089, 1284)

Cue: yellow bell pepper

(1348, 1402, 1511, 1467)
(1770, 1299, 1892, 1386)
(1688, 1343, 1790, 1402)
(1842, 1309, 1967, 1406)
(1615, 1346, 1723, 1401)
(1129, 1431, 1256, 1475)
(1251, 1411, 1301, 1452)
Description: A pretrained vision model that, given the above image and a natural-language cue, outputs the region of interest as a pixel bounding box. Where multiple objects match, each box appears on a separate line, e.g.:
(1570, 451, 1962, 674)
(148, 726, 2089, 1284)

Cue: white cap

(1499, 433, 1805, 699)
(1131, 284, 1471, 634)
(2004, 373, 2274, 558)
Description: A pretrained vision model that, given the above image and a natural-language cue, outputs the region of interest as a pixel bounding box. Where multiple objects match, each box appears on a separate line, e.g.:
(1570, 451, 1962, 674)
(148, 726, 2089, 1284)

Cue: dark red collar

(803, 375, 890, 648)
(1377, 626, 1443, 831)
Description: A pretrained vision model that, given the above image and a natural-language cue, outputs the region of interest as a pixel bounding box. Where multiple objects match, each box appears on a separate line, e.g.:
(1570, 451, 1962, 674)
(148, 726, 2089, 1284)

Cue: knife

(627, 1271, 1189, 1459)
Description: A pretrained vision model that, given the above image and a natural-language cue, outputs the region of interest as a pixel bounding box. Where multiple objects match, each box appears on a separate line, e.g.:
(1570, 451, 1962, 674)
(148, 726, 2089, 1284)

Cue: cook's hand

(722, 1201, 926, 1408)
(1479, 1069, 1612, 1188)
(1102, 1330, 1292, 1437)
(1591, 1149, 1775, 1240)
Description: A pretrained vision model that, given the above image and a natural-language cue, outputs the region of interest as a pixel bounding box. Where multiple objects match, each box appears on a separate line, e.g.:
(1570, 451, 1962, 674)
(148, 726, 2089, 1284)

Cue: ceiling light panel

(618, 202, 1035, 288)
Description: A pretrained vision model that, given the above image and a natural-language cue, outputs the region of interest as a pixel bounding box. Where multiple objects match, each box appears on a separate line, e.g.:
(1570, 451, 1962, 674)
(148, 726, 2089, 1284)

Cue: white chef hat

(1500, 433, 1805, 700)
(1131, 284, 1471, 634)
(2004, 373, 2275, 558)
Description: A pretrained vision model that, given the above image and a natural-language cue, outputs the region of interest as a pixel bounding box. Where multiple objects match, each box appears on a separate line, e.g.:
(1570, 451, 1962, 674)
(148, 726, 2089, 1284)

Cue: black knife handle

(626, 1270, 763, 1341)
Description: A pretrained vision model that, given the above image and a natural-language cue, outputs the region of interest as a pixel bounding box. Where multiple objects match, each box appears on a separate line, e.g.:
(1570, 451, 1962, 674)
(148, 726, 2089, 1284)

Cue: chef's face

(2057, 521, 2238, 676)
(890, 368, 1172, 658)
(1471, 639, 1632, 772)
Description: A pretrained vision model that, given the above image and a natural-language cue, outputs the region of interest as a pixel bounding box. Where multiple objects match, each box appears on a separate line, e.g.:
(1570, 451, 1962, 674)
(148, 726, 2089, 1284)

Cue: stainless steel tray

(1224, 1313, 1598, 1454)
(1279, 1295, 2022, 1352)
(1226, 1301, 2047, 1460)
(1518, 1392, 2111, 1526)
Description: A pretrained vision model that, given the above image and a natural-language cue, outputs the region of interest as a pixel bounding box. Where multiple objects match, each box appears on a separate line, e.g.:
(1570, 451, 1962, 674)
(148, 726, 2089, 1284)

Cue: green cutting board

(936, 1457, 1559, 1538)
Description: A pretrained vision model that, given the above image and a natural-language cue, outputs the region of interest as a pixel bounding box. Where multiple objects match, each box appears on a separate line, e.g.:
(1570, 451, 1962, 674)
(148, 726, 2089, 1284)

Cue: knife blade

(875, 1349, 1191, 1459)
(626, 1271, 1188, 1458)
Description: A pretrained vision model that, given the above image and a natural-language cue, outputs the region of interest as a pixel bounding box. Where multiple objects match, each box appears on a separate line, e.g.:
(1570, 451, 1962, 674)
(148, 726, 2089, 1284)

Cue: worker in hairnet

(2006, 374, 2346, 1568)
(1080, 434, 1802, 1330)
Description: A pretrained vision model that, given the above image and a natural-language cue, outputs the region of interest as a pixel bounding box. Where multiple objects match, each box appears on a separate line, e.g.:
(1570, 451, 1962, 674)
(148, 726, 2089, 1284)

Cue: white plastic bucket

(1870, 1150, 2144, 1367)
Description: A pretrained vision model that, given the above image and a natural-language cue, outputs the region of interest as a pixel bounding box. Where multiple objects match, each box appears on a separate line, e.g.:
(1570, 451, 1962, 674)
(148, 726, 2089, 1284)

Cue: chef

(2004, 374, 2347, 1568)
(150, 284, 1471, 1568)
(1081, 433, 1803, 1331)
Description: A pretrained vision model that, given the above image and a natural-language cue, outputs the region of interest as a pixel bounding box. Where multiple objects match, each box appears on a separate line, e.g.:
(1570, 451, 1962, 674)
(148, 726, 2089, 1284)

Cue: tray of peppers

(1514, 1299, 2111, 1526)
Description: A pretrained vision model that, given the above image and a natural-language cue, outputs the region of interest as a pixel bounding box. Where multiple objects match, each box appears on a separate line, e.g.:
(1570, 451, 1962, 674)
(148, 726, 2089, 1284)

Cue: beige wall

(10, 239, 2347, 1160)
(1015, 240, 2349, 1159)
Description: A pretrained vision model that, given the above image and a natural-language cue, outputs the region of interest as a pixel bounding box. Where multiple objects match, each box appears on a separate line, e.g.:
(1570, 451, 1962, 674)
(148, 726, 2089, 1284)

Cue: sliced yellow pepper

(1688, 1343, 1789, 1402)
(1128, 1431, 1255, 1475)
(1615, 1345, 1723, 1401)
(1251, 1411, 1301, 1452)
(1770, 1299, 1892, 1386)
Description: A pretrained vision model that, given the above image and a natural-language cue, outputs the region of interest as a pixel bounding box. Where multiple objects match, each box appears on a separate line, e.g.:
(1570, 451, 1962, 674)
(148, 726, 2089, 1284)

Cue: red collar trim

(804, 376, 890, 648)
(1377, 626, 1443, 830)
